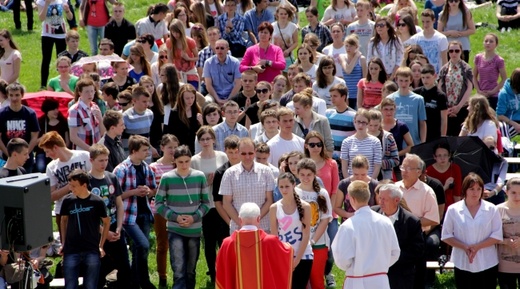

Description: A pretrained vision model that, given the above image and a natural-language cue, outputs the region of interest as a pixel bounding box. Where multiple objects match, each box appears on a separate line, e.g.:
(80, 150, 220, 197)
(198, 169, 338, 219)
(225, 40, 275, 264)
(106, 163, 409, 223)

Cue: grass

(3, 0, 513, 288)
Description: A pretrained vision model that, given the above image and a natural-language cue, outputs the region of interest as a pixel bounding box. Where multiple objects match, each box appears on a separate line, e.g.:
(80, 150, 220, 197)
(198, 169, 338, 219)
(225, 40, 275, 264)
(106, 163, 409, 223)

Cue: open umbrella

(22, 91, 73, 118)
(410, 136, 502, 183)
(71, 54, 130, 80)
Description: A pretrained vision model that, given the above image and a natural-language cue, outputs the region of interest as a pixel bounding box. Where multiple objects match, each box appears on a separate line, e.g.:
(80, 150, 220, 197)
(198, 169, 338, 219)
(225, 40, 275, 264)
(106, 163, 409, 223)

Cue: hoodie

(497, 79, 520, 121)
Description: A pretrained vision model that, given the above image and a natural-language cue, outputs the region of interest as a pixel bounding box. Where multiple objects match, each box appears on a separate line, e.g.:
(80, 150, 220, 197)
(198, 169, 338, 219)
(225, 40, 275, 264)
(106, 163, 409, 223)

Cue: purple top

(474, 53, 505, 98)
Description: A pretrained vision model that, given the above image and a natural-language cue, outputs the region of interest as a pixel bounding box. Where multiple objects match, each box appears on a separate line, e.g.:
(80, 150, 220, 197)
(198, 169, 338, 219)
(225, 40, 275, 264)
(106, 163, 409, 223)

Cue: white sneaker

(508, 27, 512, 32)
(325, 274, 336, 287)
(501, 27, 506, 33)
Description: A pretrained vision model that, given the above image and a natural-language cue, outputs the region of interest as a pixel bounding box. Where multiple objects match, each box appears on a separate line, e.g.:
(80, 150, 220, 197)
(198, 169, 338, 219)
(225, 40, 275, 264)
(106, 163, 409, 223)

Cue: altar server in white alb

(331, 180, 400, 289)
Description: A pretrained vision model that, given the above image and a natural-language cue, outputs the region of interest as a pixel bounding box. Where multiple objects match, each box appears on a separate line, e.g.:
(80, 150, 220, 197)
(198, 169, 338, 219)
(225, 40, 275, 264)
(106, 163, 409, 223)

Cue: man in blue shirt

(203, 40, 242, 105)
(243, 0, 274, 44)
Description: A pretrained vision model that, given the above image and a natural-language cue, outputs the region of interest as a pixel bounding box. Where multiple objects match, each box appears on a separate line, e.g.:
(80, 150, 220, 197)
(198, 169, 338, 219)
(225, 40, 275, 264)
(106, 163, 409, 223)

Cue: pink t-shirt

(474, 53, 504, 98)
(357, 79, 384, 108)
(317, 159, 339, 218)
(0, 50, 21, 83)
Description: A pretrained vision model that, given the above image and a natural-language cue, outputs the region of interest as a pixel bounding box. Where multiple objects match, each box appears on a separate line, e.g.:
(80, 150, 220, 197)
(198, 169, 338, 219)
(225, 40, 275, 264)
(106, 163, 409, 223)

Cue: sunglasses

(397, 22, 406, 27)
(375, 23, 386, 28)
(136, 40, 145, 43)
(449, 49, 461, 53)
(119, 101, 130, 106)
(256, 88, 269, 94)
(240, 152, 255, 156)
(215, 46, 226, 50)
(307, 142, 323, 148)
(448, 0, 459, 3)
(159, 55, 168, 59)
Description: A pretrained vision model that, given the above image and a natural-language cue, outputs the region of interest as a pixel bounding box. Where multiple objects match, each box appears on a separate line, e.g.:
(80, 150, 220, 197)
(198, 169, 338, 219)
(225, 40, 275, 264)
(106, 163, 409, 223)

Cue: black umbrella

(410, 136, 502, 183)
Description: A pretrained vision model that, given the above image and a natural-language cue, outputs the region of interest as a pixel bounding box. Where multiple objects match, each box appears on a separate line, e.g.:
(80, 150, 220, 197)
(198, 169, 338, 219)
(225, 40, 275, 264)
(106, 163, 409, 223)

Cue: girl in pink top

(167, 19, 199, 89)
(239, 22, 286, 82)
(149, 134, 179, 288)
(357, 57, 387, 109)
(473, 33, 507, 110)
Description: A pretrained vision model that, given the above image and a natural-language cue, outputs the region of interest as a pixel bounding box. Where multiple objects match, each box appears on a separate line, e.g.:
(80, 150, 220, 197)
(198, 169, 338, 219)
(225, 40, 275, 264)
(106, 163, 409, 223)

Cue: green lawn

(4, 0, 515, 288)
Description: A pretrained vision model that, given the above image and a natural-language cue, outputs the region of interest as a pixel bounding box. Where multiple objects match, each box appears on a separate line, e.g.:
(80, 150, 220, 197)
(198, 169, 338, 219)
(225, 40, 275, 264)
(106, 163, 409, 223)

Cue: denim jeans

(169, 232, 200, 289)
(86, 25, 105, 55)
(63, 251, 100, 289)
(123, 214, 155, 289)
(35, 152, 50, 173)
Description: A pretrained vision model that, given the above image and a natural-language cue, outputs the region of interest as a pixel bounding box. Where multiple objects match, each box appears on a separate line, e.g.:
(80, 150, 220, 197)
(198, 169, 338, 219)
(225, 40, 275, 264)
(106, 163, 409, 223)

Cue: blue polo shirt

(202, 55, 241, 100)
(243, 8, 274, 40)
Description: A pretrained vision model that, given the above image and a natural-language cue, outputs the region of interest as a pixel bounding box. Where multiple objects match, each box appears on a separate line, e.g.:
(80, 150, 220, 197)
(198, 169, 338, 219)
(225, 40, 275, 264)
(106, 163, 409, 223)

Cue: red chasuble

(216, 229, 293, 289)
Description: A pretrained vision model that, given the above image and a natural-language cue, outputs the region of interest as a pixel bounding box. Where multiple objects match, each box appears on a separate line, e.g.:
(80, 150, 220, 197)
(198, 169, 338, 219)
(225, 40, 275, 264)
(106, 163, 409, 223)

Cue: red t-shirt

(166, 37, 197, 81)
(357, 79, 383, 108)
(86, 0, 109, 27)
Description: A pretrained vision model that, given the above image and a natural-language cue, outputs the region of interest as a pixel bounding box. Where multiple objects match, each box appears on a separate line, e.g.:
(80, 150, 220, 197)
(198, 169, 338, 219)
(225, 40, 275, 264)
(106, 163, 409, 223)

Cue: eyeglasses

(355, 120, 368, 125)
(375, 23, 386, 28)
(256, 88, 269, 94)
(449, 49, 461, 53)
(399, 166, 420, 172)
(199, 137, 213, 142)
(240, 152, 255, 156)
(397, 22, 406, 27)
(159, 55, 168, 59)
(57, 66, 69, 69)
(307, 142, 323, 148)
(215, 46, 226, 50)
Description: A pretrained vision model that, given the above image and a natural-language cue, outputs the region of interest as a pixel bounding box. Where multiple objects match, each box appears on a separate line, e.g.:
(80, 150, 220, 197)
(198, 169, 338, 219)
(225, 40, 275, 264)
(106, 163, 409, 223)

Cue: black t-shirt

(88, 171, 123, 226)
(134, 164, 149, 214)
(0, 106, 40, 151)
(106, 76, 137, 92)
(0, 167, 26, 178)
(245, 103, 260, 125)
(426, 176, 446, 206)
(230, 92, 259, 126)
(413, 86, 448, 142)
(212, 162, 231, 203)
(104, 18, 137, 56)
(60, 193, 108, 254)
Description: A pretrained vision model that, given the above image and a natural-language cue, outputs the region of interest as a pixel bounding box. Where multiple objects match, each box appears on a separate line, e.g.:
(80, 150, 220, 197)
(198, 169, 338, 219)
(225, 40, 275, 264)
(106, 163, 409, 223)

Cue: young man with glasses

(409, 9, 448, 73)
(203, 39, 242, 106)
(220, 137, 275, 233)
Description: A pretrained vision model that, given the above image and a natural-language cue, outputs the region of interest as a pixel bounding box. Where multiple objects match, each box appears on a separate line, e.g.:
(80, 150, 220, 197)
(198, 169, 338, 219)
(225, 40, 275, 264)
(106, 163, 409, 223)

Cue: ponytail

(293, 192, 306, 228)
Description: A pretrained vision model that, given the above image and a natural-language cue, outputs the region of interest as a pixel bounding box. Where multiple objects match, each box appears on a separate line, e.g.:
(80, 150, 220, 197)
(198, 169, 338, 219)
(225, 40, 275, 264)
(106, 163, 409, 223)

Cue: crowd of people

(1, 0, 520, 288)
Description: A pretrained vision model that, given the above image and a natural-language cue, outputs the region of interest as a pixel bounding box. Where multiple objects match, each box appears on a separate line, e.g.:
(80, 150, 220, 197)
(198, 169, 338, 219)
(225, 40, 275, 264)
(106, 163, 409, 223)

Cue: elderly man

(396, 154, 440, 289)
(220, 137, 275, 233)
(203, 39, 242, 105)
(372, 183, 424, 289)
(215, 202, 293, 289)
(332, 180, 400, 289)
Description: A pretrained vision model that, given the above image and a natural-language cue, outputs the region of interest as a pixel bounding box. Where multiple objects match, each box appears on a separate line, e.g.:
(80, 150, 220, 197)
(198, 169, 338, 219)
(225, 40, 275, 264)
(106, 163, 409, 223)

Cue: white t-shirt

(295, 186, 333, 246)
(36, 0, 67, 38)
(272, 21, 298, 51)
(464, 119, 498, 141)
(312, 76, 346, 107)
(409, 30, 448, 73)
(267, 133, 305, 166)
(322, 44, 346, 77)
(304, 64, 318, 82)
(47, 150, 92, 214)
(322, 5, 356, 24)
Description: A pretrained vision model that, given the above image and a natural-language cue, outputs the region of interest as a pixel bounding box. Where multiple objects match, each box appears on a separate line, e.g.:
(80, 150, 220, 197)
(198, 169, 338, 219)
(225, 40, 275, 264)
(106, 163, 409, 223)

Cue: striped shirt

(155, 169, 210, 237)
(149, 162, 175, 214)
(340, 135, 383, 177)
(122, 108, 154, 153)
(325, 107, 356, 160)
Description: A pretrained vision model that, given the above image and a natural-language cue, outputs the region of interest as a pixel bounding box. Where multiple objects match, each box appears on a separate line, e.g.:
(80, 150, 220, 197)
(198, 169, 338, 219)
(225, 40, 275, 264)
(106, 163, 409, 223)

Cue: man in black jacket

(372, 183, 425, 289)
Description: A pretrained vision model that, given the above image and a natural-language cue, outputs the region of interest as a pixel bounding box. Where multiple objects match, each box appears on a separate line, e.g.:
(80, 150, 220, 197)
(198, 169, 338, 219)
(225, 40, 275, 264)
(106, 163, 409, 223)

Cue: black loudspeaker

(0, 173, 54, 251)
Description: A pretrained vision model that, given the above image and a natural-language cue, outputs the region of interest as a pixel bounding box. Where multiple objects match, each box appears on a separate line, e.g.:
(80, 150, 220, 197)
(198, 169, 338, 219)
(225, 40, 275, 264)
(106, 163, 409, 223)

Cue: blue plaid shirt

(301, 23, 333, 52)
(113, 158, 157, 225)
(218, 13, 246, 46)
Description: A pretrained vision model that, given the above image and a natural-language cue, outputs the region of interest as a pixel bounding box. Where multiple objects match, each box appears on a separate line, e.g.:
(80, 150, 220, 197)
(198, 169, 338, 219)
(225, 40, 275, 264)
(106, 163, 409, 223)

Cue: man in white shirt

(332, 180, 400, 289)
(267, 107, 305, 166)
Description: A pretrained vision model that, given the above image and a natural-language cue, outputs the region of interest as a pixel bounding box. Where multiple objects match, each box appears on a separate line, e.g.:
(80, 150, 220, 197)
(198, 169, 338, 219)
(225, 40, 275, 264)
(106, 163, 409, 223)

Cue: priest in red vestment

(216, 202, 293, 289)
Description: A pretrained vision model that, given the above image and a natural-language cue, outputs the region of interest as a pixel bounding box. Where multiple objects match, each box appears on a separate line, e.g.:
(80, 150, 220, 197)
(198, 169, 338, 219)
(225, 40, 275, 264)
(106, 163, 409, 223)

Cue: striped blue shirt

(122, 108, 154, 153)
(326, 107, 356, 160)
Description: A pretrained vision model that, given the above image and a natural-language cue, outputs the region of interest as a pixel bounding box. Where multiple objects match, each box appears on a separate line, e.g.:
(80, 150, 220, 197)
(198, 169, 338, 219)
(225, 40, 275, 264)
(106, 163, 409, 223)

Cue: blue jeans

(86, 25, 104, 55)
(169, 232, 200, 289)
(35, 152, 50, 173)
(123, 214, 155, 289)
(63, 251, 100, 289)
